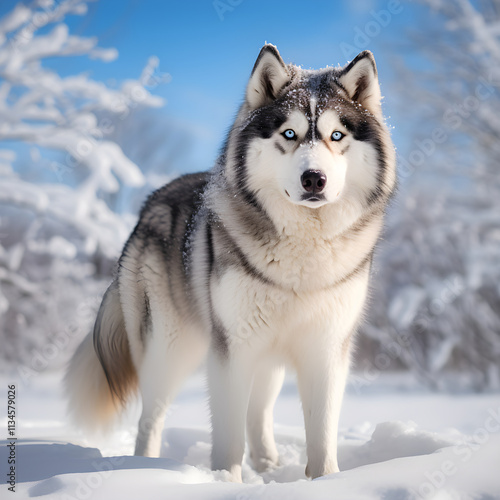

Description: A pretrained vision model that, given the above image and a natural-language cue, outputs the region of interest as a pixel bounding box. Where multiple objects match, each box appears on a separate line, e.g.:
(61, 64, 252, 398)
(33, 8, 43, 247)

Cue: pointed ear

(246, 44, 290, 110)
(338, 51, 382, 115)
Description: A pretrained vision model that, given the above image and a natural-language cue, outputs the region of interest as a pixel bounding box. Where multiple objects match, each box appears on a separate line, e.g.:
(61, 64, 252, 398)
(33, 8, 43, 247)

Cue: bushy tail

(65, 280, 138, 432)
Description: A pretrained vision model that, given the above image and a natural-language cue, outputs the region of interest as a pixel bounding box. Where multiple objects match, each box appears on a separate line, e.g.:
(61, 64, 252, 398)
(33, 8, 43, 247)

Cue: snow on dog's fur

(66, 44, 396, 482)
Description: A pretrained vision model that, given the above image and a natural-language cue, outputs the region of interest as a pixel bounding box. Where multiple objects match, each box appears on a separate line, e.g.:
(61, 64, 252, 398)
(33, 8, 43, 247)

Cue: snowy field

(1, 370, 499, 500)
(1, 1, 499, 499)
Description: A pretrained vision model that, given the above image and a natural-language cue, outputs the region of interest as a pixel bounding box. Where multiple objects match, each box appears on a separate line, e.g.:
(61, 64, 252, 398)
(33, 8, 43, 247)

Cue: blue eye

(283, 129, 296, 140)
(331, 131, 344, 141)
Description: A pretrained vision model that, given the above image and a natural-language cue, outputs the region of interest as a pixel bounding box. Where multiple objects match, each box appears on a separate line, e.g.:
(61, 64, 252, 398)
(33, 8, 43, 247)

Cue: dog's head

(228, 45, 395, 213)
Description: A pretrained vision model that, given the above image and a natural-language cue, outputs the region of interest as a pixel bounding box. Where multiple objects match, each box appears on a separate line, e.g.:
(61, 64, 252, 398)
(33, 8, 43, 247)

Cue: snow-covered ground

(1, 370, 499, 499)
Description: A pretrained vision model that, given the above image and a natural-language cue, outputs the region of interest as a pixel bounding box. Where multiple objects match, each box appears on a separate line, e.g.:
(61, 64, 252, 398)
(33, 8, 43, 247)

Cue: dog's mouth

(284, 190, 329, 207)
(301, 193, 326, 202)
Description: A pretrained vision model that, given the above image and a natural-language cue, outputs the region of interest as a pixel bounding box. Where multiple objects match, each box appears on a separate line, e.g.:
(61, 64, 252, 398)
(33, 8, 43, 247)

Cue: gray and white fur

(65, 44, 396, 481)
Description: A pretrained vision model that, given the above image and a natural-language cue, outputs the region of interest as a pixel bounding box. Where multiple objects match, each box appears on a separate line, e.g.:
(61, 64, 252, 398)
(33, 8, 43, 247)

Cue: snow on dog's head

(228, 44, 395, 213)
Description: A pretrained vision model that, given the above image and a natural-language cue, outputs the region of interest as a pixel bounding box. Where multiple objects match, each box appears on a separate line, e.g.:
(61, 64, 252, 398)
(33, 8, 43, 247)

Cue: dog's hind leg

(134, 324, 208, 457)
(246, 362, 284, 472)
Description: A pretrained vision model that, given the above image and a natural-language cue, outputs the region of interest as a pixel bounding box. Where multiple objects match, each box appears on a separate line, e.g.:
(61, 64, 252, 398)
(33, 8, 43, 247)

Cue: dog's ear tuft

(338, 51, 382, 115)
(246, 44, 290, 110)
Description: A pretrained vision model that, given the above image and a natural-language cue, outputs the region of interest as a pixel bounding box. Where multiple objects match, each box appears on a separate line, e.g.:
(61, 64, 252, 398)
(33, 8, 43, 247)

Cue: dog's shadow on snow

(0, 439, 193, 490)
(0, 422, 452, 490)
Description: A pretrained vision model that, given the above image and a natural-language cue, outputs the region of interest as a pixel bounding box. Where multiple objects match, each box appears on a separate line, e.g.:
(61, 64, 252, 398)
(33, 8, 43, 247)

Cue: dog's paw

(305, 461, 339, 479)
(251, 455, 280, 473)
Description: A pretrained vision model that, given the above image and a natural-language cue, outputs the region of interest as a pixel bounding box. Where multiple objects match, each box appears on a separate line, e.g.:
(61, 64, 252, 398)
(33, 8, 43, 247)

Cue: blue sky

(1, 0, 426, 178)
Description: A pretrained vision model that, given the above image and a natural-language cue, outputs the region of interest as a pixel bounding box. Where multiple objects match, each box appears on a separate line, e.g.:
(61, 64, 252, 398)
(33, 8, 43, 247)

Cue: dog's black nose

(301, 170, 327, 193)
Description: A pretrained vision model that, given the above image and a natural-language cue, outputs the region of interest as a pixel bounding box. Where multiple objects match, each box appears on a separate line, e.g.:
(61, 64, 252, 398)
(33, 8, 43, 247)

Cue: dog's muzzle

(301, 170, 327, 201)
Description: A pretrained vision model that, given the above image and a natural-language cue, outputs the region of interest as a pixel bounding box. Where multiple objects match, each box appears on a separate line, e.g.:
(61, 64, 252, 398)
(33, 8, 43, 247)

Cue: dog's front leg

(208, 347, 254, 482)
(295, 339, 350, 479)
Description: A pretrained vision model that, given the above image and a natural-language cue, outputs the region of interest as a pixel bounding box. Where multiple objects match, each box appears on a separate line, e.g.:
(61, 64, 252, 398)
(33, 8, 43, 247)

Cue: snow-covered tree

(0, 0, 166, 369)
(359, 0, 500, 389)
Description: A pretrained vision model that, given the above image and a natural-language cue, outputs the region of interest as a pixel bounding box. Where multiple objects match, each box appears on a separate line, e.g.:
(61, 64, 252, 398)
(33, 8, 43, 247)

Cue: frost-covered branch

(360, 0, 500, 389)
(0, 0, 168, 368)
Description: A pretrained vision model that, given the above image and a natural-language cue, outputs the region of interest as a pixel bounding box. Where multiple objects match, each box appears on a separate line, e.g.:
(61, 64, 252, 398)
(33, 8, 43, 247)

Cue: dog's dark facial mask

(234, 45, 388, 211)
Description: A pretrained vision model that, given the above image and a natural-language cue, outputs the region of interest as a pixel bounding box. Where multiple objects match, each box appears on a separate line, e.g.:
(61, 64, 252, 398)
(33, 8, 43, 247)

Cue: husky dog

(66, 44, 396, 481)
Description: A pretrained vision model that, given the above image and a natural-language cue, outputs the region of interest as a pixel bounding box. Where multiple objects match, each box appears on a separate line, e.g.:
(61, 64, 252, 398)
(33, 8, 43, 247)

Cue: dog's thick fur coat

(66, 45, 396, 481)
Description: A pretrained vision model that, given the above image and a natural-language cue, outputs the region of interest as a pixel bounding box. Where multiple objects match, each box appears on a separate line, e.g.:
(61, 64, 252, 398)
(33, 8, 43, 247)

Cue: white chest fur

(210, 261, 370, 356)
